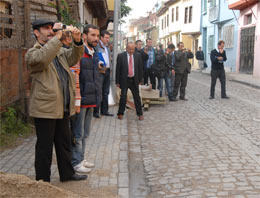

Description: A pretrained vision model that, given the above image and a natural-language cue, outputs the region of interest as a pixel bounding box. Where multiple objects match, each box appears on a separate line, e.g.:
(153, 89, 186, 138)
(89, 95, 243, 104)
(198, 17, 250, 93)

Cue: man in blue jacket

(71, 24, 101, 174)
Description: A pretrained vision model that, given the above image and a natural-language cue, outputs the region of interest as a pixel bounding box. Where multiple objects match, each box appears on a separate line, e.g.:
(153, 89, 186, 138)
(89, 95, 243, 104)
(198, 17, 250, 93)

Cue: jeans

(158, 71, 173, 99)
(71, 107, 93, 167)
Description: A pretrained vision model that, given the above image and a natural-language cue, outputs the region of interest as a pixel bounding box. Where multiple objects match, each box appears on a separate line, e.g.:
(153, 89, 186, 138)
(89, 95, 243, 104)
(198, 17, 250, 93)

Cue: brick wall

(0, 49, 29, 112)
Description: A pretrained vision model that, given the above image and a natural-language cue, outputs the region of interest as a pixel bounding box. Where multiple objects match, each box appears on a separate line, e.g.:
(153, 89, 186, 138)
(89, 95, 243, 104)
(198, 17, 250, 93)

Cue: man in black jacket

(135, 40, 148, 81)
(195, 46, 204, 71)
(209, 40, 229, 99)
(116, 42, 143, 121)
(172, 42, 193, 101)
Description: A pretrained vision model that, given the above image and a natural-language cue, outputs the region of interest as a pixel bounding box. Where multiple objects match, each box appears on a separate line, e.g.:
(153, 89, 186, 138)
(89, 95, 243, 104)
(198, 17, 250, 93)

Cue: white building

(158, 0, 202, 68)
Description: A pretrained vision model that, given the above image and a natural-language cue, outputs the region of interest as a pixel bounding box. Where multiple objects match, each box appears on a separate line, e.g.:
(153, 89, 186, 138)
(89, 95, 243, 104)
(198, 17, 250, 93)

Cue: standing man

(209, 40, 229, 99)
(71, 24, 101, 173)
(170, 44, 176, 88)
(172, 42, 194, 101)
(116, 42, 144, 121)
(25, 19, 87, 182)
(196, 46, 205, 72)
(143, 38, 156, 89)
(93, 30, 113, 118)
(135, 40, 148, 79)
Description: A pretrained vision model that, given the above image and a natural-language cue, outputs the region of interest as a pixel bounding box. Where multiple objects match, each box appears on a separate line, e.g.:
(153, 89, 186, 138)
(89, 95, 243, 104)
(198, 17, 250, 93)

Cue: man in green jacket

(25, 19, 86, 182)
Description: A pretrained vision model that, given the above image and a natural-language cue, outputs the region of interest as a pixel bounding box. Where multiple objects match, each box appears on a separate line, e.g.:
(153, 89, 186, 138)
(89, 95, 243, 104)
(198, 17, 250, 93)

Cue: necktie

(128, 55, 133, 77)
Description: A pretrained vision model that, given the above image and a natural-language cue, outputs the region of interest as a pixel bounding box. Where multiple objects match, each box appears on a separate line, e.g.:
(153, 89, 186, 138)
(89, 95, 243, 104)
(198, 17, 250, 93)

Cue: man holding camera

(25, 19, 86, 182)
(209, 40, 229, 99)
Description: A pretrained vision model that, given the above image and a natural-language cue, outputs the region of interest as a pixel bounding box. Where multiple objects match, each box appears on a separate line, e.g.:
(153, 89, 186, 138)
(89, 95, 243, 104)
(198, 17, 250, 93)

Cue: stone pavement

(0, 106, 129, 198)
(128, 72, 260, 198)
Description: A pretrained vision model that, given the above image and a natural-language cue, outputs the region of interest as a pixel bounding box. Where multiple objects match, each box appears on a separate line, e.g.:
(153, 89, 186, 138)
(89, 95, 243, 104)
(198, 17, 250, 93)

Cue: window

(222, 25, 234, 48)
(172, 8, 174, 22)
(161, 18, 163, 30)
(0, 1, 13, 40)
(208, 35, 214, 52)
(189, 6, 193, 23)
(176, 6, 179, 21)
(245, 14, 252, 25)
(184, 7, 188, 24)
(167, 14, 169, 27)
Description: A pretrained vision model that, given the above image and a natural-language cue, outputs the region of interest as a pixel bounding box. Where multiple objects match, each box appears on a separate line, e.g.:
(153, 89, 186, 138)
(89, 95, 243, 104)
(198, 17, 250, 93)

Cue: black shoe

(60, 174, 88, 182)
(179, 97, 188, 101)
(93, 113, 100, 118)
(101, 112, 114, 116)
(170, 98, 178, 102)
(209, 96, 214, 99)
(222, 96, 229, 99)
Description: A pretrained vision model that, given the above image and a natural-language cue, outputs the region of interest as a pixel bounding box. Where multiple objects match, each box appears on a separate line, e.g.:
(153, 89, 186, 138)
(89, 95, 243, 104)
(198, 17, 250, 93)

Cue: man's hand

(171, 69, 175, 75)
(217, 57, 223, 61)
(219, 49, 224, 54)
(53, 23, 63, 40)
(71, 27, 81, 42)
(75, 106, 80, 114)
(116, 84, 120, 88)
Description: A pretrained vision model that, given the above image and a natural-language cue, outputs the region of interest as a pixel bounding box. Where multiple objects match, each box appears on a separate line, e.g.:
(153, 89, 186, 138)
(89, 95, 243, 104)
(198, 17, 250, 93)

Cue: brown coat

(25, 36, 84, 119)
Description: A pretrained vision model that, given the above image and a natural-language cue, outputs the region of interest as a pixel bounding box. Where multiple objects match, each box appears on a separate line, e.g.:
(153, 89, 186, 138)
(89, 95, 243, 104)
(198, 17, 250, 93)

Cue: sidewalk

(0, 106, 129, 198)
(196, 68, 260, 89)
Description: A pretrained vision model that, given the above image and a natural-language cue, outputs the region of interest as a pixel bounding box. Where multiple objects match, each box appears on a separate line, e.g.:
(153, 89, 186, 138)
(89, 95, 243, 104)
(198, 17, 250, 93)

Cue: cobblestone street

(129, 72, 260, 198)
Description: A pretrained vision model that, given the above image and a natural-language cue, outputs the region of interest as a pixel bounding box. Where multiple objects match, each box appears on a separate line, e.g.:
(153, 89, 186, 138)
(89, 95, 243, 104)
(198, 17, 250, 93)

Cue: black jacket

(135, 48, 148, 71)
(210, 49, 227, 70)
(80, 46, 101, 106)
(196, 51, 204, 61)
(116, 51, 143, 89)
(174, 50, 194, 74)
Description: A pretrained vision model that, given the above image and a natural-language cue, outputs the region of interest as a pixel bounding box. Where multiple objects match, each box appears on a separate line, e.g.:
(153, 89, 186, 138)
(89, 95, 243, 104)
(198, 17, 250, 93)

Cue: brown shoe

(117, 115, 123, 120)
(139, 115, 144, 121)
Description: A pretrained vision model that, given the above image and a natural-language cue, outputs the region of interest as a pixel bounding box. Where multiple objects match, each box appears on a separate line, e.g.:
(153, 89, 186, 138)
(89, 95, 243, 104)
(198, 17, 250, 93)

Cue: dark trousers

(143, 68, 156, 89)
(34, 114, 74, 182)
(210, 69, 227, 98)
(94, 69, 110, 115)
(118, 78, 143, 116)
(173, 72, 188, 99)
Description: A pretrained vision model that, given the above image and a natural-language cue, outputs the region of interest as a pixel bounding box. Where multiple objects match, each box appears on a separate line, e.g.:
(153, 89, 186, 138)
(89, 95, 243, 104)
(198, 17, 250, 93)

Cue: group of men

(25, 18, 229, 183)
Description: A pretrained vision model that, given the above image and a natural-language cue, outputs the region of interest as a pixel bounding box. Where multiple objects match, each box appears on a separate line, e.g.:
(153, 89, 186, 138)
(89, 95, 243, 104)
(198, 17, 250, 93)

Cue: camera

(53, 24, 74, 33)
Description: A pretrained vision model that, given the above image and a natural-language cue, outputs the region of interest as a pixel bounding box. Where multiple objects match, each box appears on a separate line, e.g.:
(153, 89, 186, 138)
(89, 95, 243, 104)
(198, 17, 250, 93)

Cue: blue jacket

(79, 46, 101, 106)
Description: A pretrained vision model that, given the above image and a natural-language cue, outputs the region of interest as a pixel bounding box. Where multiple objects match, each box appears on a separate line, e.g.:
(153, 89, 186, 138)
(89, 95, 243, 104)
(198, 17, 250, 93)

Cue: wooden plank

(12, 0, 23, 47)
(24, 0, 31, 48)
(0, 23, 16, 29)
(0, 13, 15, 19)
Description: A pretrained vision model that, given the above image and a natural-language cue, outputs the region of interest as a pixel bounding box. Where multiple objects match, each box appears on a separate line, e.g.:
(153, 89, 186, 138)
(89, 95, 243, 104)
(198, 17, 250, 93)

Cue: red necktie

(129, 55, 133, 77)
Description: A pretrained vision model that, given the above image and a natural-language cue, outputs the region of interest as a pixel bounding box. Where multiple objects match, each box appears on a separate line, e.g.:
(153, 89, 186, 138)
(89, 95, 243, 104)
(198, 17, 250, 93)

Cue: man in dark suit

(209, 40, 229, 99)
(172, 42, 194, 101)
(116, 42, 144, 121)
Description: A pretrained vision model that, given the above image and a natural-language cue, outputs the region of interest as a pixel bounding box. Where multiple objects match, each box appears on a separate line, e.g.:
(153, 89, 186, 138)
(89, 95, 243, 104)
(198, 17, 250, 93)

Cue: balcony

(209, 5, 219, 22)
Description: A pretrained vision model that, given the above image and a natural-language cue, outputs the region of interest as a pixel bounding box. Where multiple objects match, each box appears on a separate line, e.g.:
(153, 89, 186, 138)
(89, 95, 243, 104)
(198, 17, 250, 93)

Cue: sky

(121, 0, 160, 31)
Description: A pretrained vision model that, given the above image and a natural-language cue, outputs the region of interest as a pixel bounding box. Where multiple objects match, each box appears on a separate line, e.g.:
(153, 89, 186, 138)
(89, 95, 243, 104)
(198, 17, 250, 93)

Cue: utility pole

(110, 0, 120, 104)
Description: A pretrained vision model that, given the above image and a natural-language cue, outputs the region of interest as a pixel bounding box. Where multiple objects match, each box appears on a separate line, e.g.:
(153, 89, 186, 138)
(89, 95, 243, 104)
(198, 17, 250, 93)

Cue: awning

(228, 0, 258, 10)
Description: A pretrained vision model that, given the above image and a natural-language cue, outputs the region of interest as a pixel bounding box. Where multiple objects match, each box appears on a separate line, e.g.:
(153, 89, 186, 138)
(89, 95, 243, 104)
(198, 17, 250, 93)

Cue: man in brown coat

(25, 19, 86, 182)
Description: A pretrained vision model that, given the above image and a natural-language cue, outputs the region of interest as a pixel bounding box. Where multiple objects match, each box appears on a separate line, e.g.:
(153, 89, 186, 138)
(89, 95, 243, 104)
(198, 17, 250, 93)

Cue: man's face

(83, 28, 100, 48)
(178, 43, 184, 50)
(136, 41, 142, 50)
(199, 47, 202, 51)
(34, 25, 54, 44)
(218, 43, 224, 50)
(146, 40, 152, 47)
(101, 33, 110, 46)
(127, 43, 135, 55)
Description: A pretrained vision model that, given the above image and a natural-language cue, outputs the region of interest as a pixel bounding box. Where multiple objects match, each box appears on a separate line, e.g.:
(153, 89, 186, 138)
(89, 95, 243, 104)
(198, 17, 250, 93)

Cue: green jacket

(25, 36, 84, 119)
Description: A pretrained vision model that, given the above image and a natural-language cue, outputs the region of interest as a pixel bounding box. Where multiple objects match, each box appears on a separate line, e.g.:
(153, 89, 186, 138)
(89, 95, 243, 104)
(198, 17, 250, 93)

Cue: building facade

(158, 0, 202, 68)
(229, 0, 260, 77)
(201, 0, 239, 72)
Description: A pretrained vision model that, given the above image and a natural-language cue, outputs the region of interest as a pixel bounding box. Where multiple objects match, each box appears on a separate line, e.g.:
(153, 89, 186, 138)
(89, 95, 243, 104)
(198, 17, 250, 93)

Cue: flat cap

(32, 19, 54, 29)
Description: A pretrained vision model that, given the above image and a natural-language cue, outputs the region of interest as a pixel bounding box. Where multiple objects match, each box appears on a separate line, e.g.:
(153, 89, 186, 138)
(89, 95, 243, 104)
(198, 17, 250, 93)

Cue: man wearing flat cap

(25, 19, 86, 182)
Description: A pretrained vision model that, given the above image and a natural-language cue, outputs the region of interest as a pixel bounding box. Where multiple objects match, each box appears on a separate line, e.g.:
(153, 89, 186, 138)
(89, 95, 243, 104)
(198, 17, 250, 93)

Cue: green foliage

(121, 0, 132, 18)
(0, 107, 31, 147)
(49, 0, 82, 27)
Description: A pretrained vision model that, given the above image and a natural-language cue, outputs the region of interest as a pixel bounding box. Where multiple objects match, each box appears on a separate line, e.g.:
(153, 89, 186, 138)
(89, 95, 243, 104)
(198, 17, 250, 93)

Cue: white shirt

(127, 53, 134, 77)
(85, 43, 95, 57)
(100, 40, 110, 68)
